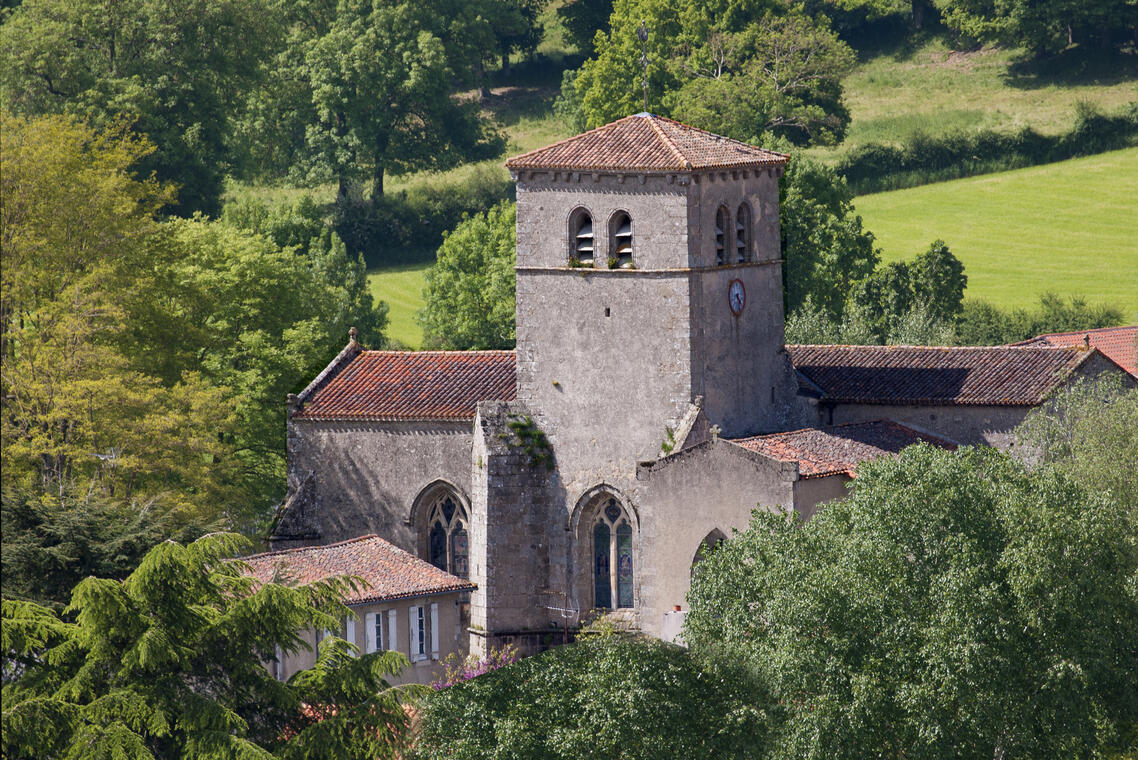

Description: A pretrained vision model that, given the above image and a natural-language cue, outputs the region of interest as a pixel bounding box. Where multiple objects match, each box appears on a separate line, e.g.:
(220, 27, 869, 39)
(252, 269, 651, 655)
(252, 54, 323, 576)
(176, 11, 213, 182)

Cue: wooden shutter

(387, 609, 397, 652)
(345, 614, 356, 655)
(365, 612, 377, 653)
(430, 603, 439, 660)
(409, 606, 421, 661)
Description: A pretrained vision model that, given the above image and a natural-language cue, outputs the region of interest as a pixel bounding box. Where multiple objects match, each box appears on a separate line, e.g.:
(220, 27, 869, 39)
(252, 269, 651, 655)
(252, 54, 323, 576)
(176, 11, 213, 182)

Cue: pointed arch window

(425, 492, 469, 579)
(735, 204, 752, 263)
(593, 498, 634, 609)
(570, 208, 594, 266)
(610, 211, 633, 268)
(715, 206, 730, 266)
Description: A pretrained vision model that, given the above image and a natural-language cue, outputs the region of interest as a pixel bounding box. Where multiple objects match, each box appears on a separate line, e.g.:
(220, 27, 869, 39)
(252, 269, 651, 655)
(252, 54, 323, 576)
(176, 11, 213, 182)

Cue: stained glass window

(424, 491, 469, 578)
(594, 522, 611, 609)
(451, 524, 469, 579)
(429, 522, 447, 571)
(592, 497, 635, 610)
(616, 522, 633, 608)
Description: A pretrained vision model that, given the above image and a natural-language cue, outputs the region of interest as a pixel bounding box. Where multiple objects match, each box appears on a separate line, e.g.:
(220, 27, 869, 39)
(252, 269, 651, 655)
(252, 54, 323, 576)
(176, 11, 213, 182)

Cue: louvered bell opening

(615, 219, 631, 237)
(576, 221, 593, 239)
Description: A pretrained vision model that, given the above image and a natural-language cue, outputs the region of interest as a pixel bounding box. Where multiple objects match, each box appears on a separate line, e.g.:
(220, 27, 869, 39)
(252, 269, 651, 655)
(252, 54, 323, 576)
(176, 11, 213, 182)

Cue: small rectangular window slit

(604, 307, 610, 317)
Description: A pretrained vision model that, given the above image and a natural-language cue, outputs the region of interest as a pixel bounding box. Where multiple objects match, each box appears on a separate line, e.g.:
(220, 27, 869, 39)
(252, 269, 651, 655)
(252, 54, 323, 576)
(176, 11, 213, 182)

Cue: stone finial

(1083, 334, 1091, 348)
(709, 424, 721, 440)
(348, 326, 358, 343)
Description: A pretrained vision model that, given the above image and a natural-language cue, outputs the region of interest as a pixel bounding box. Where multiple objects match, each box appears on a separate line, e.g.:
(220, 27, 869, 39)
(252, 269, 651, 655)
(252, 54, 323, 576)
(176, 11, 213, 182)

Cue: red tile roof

(1013, 326, 1136, 377)
(239, 535, 475, 605)
(506, 113, 789, 172)
(294, 350, 516, 421)
(730, 420, 956, 478)
(788, 344, 1096, 406)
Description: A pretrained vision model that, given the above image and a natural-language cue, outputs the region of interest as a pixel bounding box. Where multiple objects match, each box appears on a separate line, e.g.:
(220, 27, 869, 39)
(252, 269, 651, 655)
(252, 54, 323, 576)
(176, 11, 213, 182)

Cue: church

(269, 113, 1133, 655)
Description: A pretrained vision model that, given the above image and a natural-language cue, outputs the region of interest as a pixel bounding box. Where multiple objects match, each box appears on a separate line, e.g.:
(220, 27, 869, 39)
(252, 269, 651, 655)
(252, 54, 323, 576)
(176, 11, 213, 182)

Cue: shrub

(413, 636, 769, 760)
(838, 102, 1138, 194)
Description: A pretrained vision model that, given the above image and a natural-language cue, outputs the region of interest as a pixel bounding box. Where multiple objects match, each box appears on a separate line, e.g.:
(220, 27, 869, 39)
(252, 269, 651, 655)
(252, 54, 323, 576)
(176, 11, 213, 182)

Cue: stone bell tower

(505, 113, 799, 497)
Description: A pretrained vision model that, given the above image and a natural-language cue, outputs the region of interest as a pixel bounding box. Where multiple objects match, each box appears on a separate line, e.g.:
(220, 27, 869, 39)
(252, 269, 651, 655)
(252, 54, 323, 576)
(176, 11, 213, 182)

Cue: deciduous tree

(685, 445, 1138, 759)
(420, 202, 517, 350)
(0, 0, 278, 215)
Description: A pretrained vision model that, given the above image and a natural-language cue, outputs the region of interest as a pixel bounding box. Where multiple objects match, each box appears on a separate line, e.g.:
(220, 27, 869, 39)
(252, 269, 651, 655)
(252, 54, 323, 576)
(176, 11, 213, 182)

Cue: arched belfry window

(593, 498, 634, 609)
(570, 208, 594, 266)
(610, 211, 633, 268)
(425, 491, 469, 579)
(735, 204, 752, 263)
(715, 206, 730, 266)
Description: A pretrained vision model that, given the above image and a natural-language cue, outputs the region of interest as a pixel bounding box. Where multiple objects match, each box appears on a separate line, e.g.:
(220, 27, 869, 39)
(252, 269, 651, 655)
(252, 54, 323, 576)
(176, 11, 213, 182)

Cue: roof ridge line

(240, 533, 382, 560)
(505, 115, 634, 167)
(651, 114, 789, 159)
(646, 114, 691, 170)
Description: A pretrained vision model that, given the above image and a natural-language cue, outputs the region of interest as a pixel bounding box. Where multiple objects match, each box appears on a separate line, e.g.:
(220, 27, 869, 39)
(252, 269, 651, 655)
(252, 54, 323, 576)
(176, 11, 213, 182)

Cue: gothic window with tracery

(593, 498, 633, 609)
(425, 492, 469, 579)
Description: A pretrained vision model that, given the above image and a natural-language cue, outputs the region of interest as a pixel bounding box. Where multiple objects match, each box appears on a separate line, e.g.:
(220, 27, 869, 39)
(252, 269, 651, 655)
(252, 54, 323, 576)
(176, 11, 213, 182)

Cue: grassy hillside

(854, 148, 1138, 322)
(808, 40, 1138, 163)
(369, 263, 430, 348)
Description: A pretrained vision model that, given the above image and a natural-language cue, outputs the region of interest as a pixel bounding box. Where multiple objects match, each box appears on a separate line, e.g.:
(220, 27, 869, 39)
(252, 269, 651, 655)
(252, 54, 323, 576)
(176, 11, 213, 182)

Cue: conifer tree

(2, 534, 421, 759)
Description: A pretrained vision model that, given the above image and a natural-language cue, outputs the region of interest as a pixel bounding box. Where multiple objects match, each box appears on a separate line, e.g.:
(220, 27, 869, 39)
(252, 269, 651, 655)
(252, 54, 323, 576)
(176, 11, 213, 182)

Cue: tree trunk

(501, 51, 511, 74)
(912, 0, 928, 30)
(338, 174, 353, 204)
(371, 165, 384, 208)
(475, 58, 491, 102)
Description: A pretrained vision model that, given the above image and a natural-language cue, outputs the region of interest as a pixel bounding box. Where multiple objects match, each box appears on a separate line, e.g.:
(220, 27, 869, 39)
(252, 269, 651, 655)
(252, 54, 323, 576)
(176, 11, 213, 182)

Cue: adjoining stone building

(240, 535, 474, 685)
(270, 114, 1135, 653)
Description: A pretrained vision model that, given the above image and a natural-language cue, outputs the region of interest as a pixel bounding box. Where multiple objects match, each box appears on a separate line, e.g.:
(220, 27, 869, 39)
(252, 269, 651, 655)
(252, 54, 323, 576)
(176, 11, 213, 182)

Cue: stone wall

(634, 438, 799, 638)
(470, 402, 566, 656)
(283, 418, 473, 551)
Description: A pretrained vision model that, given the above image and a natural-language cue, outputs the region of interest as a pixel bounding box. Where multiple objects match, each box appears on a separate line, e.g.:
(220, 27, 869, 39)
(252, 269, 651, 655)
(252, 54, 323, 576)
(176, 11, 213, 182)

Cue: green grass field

(854, 148, 1138, 322)
(808, 40, 1138, 163)
(369, 263, 430, 348)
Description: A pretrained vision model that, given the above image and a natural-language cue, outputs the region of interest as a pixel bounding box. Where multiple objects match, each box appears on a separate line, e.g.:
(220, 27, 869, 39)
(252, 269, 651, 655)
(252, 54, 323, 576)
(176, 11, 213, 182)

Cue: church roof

(1012, 325, 1136, 377)
(730, 420, 956, 479)
(787, 344, 1100, 406)
(505, 113, 789, 173)
(293, 350, 516, 421)
(239, 535, 475, 605)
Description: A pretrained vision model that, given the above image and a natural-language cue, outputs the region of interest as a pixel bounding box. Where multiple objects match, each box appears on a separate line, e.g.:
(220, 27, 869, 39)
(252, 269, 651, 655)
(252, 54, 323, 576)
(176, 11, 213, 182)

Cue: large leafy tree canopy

(1, 534, 420, 759)
(414, 634, 769, 760)
(1, 114, 386, 546)
(566, 0, 856, 146)
(934, 0, 1138, 55)
(1016, 374, 1138, 522)
(685, 444, 1138, 759)
(0, 0, 278, 216)
(419, 201, 517, 350)
(241, 0, 505, 202)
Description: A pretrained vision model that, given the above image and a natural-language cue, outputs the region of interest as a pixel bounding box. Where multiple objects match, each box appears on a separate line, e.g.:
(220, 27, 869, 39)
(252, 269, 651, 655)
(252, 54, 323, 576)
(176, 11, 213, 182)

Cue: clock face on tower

(728, 279, 746, 316)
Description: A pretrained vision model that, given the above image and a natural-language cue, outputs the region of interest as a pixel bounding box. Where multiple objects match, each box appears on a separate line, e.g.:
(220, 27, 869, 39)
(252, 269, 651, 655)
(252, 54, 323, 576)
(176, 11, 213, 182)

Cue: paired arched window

(425, 491, 469, 579)
(593, 497, 634, 609)
(568, 208, 636, 268)
(570, 208, 594, 266)
(735, 204, 752, 263)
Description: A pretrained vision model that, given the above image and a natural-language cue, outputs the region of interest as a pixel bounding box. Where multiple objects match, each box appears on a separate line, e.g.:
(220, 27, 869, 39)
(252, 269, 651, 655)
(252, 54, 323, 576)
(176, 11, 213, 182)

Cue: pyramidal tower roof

(506, 113, 789, 173)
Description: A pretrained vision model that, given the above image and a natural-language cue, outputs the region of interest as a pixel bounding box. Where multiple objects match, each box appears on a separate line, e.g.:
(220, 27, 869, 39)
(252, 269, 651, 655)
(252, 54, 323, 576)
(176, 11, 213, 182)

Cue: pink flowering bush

(430, 644, 518, 689)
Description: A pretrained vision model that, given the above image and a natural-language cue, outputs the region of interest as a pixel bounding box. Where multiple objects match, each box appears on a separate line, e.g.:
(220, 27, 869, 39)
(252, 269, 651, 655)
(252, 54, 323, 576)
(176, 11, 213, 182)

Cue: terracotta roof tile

(1013, 326, 1136, 377)
(239, 535, 475, 605)
(730, 420, 956, 478)
(788, 344, 1094, 406)
(506, 113, 789, 172)
(295, 351, 516, 421)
